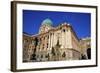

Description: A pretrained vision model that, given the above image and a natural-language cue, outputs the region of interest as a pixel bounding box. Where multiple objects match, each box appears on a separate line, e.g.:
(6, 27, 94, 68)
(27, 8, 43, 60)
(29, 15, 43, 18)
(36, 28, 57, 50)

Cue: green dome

(42, 18, 53, 26)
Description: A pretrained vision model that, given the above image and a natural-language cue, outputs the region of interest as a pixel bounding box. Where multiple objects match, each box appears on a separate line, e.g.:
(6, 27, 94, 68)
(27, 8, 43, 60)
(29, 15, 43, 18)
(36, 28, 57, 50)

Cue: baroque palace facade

(23, 18, 91, 62)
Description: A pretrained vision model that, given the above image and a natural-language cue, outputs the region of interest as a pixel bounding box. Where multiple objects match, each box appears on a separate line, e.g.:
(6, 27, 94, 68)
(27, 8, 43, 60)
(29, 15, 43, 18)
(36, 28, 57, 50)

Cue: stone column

(49, 33, 51, 50)
(52, 33, 54, 47)
(64, 30, 66, 48)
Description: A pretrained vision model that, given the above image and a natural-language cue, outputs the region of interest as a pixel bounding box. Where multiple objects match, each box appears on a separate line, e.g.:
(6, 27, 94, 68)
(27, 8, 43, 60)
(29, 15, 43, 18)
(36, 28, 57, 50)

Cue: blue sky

(23, 10, 91, 39)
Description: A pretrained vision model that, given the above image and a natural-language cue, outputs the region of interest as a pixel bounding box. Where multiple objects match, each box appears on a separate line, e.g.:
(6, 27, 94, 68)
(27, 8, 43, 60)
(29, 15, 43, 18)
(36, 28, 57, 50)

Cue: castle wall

(23, 23, 89, 62)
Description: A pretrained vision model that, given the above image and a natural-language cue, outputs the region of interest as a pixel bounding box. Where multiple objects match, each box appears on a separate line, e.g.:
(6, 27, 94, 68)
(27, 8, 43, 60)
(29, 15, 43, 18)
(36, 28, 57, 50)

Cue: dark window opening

(51, 47, 55, 56)
(34, 37, 38, 48)
(87, 48, 91, 59)
(45, 55, 47, 58)
(41, 55, 43, 58)
(63, 29, 65, 32)
(30, 53, 36, 60)
(47, 43, 48, 48)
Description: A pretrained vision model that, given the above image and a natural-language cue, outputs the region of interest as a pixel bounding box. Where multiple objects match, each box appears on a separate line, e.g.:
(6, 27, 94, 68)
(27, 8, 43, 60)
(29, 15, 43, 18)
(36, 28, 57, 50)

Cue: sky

(23, 10, 91, 39)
